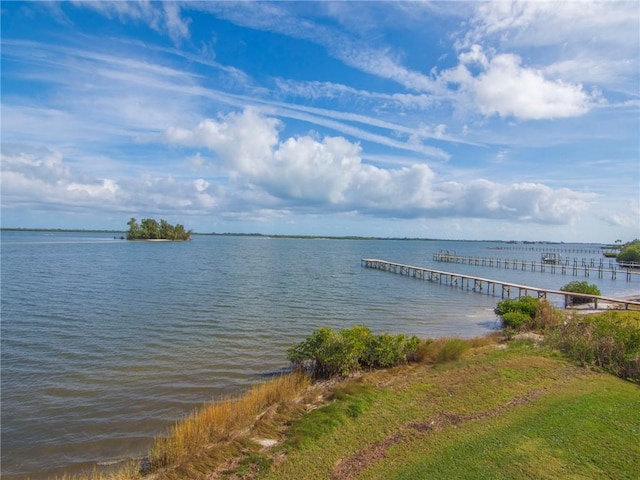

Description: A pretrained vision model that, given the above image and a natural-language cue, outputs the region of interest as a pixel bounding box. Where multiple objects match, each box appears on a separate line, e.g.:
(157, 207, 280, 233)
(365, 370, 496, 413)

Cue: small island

(126, 217, 192, 241)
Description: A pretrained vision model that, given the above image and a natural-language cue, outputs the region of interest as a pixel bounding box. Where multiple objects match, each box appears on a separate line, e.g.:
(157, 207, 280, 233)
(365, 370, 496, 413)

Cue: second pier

(362, 258, 640, 311)
(432, 252, 639, 281)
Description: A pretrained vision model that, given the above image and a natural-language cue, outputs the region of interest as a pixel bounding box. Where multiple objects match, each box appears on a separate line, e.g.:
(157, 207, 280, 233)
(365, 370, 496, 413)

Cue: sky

(1, 1, 639, 242)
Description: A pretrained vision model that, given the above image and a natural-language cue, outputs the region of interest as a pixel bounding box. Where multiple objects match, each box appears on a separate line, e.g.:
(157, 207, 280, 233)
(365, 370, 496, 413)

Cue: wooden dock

(361, 258, 640, 311)
(489, 245, 600, 254)
(432, 252, 640, 281)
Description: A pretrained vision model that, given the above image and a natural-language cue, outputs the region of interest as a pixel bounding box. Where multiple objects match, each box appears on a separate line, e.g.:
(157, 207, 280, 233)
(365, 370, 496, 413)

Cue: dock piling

(362, 258, 640, 311)
(432, 252, 638, 281)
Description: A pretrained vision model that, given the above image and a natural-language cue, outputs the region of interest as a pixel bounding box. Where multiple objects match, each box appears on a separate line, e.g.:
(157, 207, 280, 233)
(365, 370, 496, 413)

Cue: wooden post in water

(362, 259, 640, 311)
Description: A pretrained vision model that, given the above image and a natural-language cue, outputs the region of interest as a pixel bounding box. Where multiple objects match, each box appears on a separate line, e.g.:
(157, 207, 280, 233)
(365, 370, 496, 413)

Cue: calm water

(1, 232, 638, 479)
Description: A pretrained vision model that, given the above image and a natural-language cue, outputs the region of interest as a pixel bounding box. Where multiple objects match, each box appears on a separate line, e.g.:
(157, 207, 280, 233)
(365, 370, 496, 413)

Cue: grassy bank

(64, 309, 640, 480)
(261, 342, 639, 480)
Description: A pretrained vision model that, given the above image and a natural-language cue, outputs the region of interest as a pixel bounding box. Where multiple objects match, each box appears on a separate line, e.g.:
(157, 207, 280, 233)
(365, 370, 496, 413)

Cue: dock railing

(432, 252, 640, 281)
(362, 258, 640, 311)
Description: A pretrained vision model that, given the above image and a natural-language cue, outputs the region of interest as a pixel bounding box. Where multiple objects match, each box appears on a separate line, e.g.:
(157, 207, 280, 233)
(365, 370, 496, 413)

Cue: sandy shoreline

(565, 294, 640, 314)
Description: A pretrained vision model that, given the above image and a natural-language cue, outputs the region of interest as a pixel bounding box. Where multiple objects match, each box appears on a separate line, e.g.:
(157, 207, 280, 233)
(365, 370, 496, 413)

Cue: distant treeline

(203, 233, 468, 241)
(201, 233, 593, 243)
(1, 227, 124, 233)
(0, 228, 608, 245)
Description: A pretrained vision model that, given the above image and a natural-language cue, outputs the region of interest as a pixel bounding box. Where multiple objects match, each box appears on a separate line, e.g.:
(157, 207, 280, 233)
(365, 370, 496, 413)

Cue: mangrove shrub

(617, 240, 640, 264)
(494, 296, 540, 330)
(560, 281, 601, 305)
(287, 326, 420, 378)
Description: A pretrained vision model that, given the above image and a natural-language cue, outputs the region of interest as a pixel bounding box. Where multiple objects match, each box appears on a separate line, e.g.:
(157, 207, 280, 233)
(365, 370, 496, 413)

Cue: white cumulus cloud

(165, 109, 439, 210)
(164, 109, 597, 223)
(439, 180, 595, 224)
(166, 109, 281, 174)
(0, 145, 219, 215)
(440, 45, 597, 120)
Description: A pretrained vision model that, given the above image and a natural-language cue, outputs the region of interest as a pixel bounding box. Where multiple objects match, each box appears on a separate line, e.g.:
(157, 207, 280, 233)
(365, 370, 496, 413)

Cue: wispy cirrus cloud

(463, 1, 638, 53)
(184, 2, 609, 122)
(1, 39, 202, 138)
(1, 37, 454, 158)
(460, 1, 639, 92)
(69, 0, 191, 43)
(274, 79, 435, 110)
(188, 1, 439, 93)
(59, 1, 638, 121)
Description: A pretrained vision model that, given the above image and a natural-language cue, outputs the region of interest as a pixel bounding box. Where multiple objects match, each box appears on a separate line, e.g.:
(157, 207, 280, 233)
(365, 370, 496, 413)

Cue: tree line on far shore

(126, 217, 192, 241)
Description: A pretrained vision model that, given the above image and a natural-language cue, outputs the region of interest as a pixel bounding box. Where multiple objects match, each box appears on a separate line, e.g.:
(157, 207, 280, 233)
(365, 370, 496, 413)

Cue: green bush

(364, 333, 420, 368)
(560, 281, 601, 305)
(545, 311, 640, 381)
(495, 296, 539, 319)
(287, 326, 420, 379)
(501, 311, 531, 330)
(617, 240, 640, 264)
(493, 296, 640, 381)
(286, 326, 347, 378)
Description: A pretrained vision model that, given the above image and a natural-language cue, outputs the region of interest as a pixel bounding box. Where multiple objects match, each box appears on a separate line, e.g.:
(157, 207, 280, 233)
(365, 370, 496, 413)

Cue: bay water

(1, 231, 638, 479)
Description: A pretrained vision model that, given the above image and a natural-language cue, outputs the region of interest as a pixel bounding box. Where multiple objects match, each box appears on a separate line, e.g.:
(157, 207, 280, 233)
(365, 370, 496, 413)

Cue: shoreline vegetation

(0, 228, 611, 244)
(59, 301, 639, 480)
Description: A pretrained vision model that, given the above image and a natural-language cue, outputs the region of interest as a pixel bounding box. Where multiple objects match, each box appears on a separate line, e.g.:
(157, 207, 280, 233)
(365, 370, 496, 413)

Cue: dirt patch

(330, 388, 546, 480)
(512, 332, 544, 345)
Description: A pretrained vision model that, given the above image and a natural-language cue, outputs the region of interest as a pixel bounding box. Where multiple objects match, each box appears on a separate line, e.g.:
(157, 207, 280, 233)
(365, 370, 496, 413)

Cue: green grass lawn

(255, 343, 640, 480)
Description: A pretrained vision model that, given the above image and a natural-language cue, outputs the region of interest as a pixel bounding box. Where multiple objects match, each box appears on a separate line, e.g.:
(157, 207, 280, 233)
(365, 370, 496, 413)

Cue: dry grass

(54, 460, 142, 480)
(415, 337, 470, 364)
(466, 333, 501, 348)
(147, 372, 310, 473)
(57, 372, 310, 480)
(532, 299, 565, 330)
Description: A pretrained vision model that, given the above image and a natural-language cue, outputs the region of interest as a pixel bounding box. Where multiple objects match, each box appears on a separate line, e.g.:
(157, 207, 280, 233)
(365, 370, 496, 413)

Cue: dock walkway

(490, 245, 600, 254)
(432, 252, 639, 281)
(362, 258, 640, 311)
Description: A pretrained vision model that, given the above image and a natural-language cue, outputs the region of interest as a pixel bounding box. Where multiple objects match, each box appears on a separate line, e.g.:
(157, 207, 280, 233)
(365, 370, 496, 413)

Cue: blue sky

(1, 1, 638, 242)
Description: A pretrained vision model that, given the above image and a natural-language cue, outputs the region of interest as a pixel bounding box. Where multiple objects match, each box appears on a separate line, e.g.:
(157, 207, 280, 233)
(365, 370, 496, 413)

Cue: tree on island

(126, 217, 192, 241)
(617, 239, 640, 264)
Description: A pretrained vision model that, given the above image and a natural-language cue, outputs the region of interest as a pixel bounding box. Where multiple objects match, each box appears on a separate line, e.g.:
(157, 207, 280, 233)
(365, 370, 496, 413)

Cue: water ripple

(2, 232, 635, 479)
